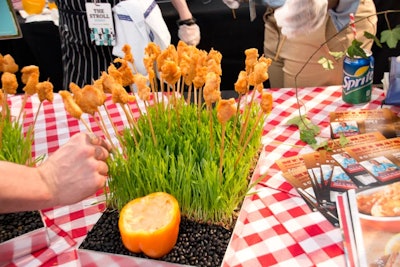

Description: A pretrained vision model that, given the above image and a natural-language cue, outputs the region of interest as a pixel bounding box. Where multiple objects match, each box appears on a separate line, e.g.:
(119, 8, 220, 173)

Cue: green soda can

(342, 51, 374, 104)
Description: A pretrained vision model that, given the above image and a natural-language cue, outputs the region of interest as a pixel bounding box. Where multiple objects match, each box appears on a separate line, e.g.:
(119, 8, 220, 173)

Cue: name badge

(85, 2, 115, 46)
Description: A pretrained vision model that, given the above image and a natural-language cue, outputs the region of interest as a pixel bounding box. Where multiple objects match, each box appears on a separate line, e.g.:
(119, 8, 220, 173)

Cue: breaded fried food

(161, 60, 181, 86)
(0, 54, 19, 74)
(134, 73, 151, 101)
(207, 49, 222, 76)
(157, 45, 178, 73)
(144, 42, 161, 82)
(1, 72, 18, 95)
(178, 43, 197, 86)
(260, 92, 273, 114)
(23, 72, 39, 95)
(21, 65, 39, 84)
(60, 90, 83, 119)
(244, 48, 259, 74)
(112, 84, 135, 104)
(36, 81, 54, 102)
(122, 44, 134, 64)
(107, 64, 123, 86)
(193, 50, 208, 89)
(114, 58, 134, 87)
(217, 98, 236, 124)
(248, 61, 270, 86)
(234, 71, 248, 95)
(203, 72, 221, 106)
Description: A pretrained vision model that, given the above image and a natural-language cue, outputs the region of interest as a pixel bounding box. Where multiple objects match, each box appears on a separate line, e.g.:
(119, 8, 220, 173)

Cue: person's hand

(274, 0, 328, 39)
(178, 24, 201, 46)
(37, 132, 112, 207)
(222, 0, 240, 9)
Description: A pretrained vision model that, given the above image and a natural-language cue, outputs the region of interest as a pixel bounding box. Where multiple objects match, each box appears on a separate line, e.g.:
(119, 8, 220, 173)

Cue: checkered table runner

(3, 86, 399, 266)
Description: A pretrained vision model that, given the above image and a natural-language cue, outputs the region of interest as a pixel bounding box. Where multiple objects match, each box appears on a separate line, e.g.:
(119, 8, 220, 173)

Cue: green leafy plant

(293, 10, 400, 149)
(287, 115, 328, 150)
(318, 10, 400, 70)
(380, 25, 400, 48)
(287, 113, 351, 150)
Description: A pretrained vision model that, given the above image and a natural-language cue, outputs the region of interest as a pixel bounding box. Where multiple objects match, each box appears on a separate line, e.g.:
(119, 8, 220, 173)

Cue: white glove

(178, 24, 201, 46)
(274, 0, 328, 39)
(222, 0, 240, 9)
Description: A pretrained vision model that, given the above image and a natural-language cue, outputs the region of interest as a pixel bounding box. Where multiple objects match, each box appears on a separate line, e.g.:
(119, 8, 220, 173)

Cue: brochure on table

(337, 137, 400, 266)
(277, 109, 400, 265)
(279, 136, 400, 265)
(276, 132, 388, 226)
(337, 181, 400, 267)
(329, 108, 398, 139)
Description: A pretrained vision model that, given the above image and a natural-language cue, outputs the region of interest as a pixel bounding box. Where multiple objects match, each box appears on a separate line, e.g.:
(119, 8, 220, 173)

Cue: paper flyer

(329, 108, 398, 139)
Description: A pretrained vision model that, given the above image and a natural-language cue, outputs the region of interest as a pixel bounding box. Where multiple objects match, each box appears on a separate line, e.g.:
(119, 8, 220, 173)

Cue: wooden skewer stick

(219, 124, 226, 182)
(33, 102, 43, 128)
(80, 117, 92, 133)
(94, 112, 118, 152)
(235, 111, 264, 167)
(231, 9, 236, 19)
(102, 104, 120, 143)
(143, 101, 157, 146)
(17, 94, 28, 123)
(228, 94, 242, 151)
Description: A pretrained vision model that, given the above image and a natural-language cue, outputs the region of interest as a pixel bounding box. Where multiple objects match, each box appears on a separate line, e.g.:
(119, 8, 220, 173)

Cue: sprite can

(342, 50, 374, 104)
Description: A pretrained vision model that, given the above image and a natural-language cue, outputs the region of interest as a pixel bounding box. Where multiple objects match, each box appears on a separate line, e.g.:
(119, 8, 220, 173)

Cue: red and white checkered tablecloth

(3, 86, 400, 267)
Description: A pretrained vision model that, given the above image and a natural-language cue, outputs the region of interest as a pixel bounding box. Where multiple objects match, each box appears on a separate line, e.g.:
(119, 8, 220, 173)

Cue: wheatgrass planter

(76, 91, 267, 266)
(67, 43, 272, 266)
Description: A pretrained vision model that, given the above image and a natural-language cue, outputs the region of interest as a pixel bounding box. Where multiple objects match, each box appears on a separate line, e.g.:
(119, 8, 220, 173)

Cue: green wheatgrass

(0, 106, 35, 166)
(106, 98, 264, 228)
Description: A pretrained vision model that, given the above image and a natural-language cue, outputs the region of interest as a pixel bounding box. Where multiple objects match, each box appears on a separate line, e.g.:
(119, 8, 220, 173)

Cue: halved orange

(118, 192, 181, 258)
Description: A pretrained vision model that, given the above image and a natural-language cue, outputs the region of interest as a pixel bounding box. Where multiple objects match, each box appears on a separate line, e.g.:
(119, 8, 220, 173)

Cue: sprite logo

(343, 65, 374, 92)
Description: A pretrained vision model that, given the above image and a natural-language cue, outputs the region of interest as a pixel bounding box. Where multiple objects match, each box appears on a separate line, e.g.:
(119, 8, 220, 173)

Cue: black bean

(0, 211, 44, 243)
(79, 209, 232, 267)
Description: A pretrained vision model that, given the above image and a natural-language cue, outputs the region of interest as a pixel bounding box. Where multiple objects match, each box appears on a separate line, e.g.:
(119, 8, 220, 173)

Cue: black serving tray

(79, 209, 233, 267)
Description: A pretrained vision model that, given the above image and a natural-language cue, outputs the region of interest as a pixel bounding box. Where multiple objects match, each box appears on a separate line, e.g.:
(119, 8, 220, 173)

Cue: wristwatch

(176, 17, 197, 27)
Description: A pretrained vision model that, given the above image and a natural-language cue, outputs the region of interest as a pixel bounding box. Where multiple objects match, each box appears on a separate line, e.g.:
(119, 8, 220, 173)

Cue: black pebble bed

(79, 209, 233, 267)
(0, 211, 44, 243)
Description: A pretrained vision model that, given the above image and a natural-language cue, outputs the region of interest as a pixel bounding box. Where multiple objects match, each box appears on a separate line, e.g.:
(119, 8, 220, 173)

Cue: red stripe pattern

(2, 86, 399, 266)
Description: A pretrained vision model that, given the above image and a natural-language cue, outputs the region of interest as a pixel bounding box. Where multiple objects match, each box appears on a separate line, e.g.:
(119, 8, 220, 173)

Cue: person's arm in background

(171, 0, 192, 21)
(0, 133, 111, 213)
(170, 0, 201, 46)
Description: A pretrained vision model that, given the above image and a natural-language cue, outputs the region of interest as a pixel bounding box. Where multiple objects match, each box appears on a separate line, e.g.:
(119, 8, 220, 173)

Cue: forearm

(170, 0, 193, 20)
(0, 161, 53, 213)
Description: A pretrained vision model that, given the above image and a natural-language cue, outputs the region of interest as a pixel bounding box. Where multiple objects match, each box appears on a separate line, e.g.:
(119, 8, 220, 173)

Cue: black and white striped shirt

(55, 0, 121, 90)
